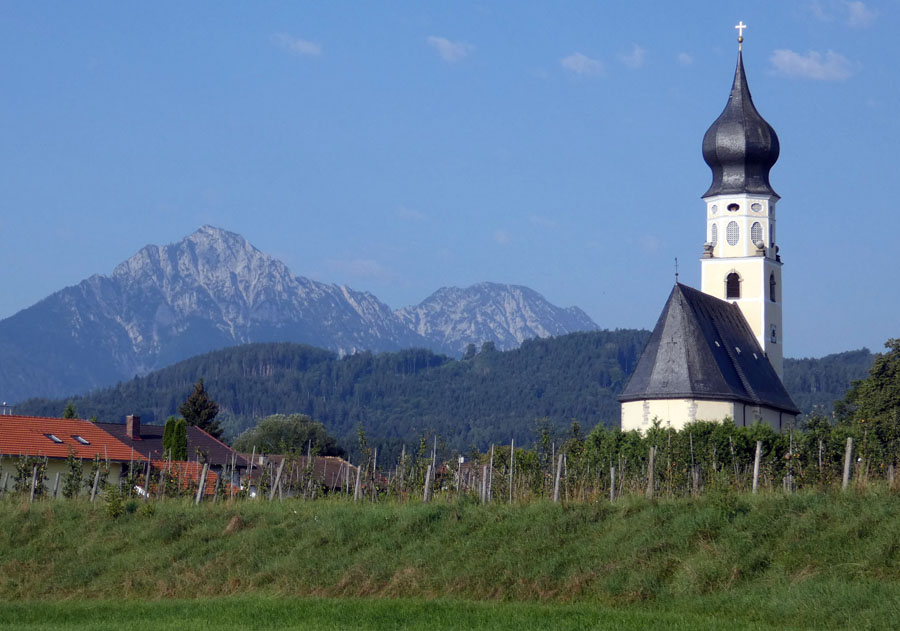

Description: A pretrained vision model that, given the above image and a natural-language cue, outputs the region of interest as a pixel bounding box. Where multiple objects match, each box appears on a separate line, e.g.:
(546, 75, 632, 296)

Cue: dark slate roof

(96, 422, 247, 468)
(702, 50, 780, 199)
(619, 284, 799, 414)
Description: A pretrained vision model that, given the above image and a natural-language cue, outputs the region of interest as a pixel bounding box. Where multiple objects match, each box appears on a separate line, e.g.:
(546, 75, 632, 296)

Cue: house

(96, 415, 247, 482)
(0, 414, 147, 494)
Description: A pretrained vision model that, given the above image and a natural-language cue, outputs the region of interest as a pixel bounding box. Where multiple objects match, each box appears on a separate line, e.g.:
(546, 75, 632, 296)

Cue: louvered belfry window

(770, 273, 777, 302)
(710, 223, 718, 245)
(726, 221, 739, 246)
(726, 273, 741, 299)
(751, 222, 763, 246)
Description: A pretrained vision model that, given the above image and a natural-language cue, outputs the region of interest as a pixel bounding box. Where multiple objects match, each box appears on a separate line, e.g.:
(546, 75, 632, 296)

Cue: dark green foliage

(232, 414, 345, 457)
(162, 417, 188, 461)
(833, 339, 900, 470)
(783, 348, 874, 416)
(179, 379, 222, 438)
(162, 416, 175, 456)
(14, 333, 648, 456)
(84, 456, 110, 495)
(63, 401, 77, 419)
(13, 456, 47, 497)
(162, 416, 189, 461)
(13, 335, 876, 463)
(62, 448, 83, 498)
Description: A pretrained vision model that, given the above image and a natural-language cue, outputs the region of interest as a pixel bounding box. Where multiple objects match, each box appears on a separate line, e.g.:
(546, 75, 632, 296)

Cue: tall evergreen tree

(179, 379, 222, 438)
(63, 401, 77, 419)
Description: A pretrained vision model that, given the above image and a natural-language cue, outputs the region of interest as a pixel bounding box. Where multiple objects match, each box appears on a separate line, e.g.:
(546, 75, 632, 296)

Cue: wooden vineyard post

(842, 437, 853, 490)
(488, 445, 494, 503)
(646, 446, 656, 499)
(889, 463, 896, 490)
(692, 466, 700, 497)
(423, 464, 433, 503)
(481, 465, 488, 503)
(29, 465, 38, 504)
(509, 438, 515, 504)
(553, 454, 564, 503)
(246, 446, 256, 499)
(752, 441, 762, 494)
(609, 465, 616, 503)
(818, 439, 824, 477)
(90, 468, 101, 503)
(0, 472, 8, 495)
(353, 461, 362, 501)
(53, 472, 61, 499)
(268, 459, 285, 502)
(195, 463, 209, 505)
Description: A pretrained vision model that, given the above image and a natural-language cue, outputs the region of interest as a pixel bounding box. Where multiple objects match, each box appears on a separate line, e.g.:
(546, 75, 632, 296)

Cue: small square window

(72, 435, 90, 445)
(45, 434, 63, 444)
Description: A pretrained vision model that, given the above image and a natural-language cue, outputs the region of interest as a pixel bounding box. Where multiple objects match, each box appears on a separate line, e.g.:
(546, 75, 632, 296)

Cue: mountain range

(0, 226, 598, 403)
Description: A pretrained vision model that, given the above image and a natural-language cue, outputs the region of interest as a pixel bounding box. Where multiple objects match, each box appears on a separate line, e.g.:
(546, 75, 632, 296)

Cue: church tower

(618, 24, 798, 432)
(699, 29, 784, 378)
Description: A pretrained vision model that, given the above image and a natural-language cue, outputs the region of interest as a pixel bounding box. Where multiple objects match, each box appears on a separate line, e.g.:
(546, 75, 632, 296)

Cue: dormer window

(72, 435, 90, 445)
(45, 434, 63, 444)
(727, 203, 740, 212)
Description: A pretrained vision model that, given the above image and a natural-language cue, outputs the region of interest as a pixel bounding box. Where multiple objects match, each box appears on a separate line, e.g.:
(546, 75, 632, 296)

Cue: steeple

(699, 24, 785, 380)
(701, 49, 780, 199)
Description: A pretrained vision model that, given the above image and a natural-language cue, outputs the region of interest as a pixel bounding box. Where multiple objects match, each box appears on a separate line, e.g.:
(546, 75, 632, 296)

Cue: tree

(179, 379, 222, 438)
(162, 416, 188, 461)
(232, 414, 345, 457)
(836, 339, 900, 465)
(62, 447, 84, 498)
(63, 402, 77, 419)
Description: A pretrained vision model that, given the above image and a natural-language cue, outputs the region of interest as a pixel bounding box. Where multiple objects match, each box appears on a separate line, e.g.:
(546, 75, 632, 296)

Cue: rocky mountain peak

(0, 228, 599, 402)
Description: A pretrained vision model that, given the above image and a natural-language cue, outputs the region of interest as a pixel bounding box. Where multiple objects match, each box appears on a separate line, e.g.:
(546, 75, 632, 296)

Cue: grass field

(1, 586, 898, 631)
(2, 490, 900, 628)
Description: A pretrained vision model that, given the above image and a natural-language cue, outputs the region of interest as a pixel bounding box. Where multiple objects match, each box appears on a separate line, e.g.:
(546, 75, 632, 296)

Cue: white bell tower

(698, 24, 784, 378)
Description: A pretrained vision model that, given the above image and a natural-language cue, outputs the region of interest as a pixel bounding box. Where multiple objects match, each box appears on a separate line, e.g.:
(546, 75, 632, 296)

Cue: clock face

(751, 203, 763, 212)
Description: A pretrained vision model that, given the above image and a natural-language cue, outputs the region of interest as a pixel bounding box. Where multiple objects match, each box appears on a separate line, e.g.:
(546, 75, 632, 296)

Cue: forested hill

(14, 333, 874, 455)
(783, 348, 875, 415)
(15, 331, 649, 451)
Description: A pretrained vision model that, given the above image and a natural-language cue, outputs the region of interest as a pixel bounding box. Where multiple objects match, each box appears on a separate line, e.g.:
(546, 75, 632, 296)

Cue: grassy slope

(2, 492, 900, 628)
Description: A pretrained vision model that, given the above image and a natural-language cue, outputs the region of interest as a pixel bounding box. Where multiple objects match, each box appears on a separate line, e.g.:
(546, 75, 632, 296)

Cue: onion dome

(702, 51, 780, 199)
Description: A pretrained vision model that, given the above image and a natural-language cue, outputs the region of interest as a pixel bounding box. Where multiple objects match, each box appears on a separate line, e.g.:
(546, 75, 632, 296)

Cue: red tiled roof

(0, 415, 147, 462)
(151, 460, 219, 495)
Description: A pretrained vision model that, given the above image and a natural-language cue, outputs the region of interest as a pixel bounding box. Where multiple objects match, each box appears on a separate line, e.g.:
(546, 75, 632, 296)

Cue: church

(619, 25, 800, 432)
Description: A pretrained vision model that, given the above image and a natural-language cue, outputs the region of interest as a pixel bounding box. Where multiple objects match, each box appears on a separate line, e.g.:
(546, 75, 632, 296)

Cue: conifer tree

(179, 379, 222, 438)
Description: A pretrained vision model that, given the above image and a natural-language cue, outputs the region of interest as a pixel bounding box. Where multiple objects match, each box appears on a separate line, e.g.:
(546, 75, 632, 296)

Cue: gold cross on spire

(735, 21, 747, 50)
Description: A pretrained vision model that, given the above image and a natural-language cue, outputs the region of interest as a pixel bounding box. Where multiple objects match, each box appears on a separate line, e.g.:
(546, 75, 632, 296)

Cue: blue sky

(1, 1, 897, 359)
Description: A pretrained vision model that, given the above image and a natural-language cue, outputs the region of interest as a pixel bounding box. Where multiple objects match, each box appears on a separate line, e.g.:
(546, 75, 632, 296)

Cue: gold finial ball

(738, 36, 743, 43)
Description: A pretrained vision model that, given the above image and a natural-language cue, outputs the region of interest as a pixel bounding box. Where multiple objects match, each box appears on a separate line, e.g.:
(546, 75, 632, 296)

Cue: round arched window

(726, 221, 739, 246)
(710, 204, 718, 214)
(726, 272, 741, 299)
(710, 223, 718, 245)
(751, 222, 763, 245)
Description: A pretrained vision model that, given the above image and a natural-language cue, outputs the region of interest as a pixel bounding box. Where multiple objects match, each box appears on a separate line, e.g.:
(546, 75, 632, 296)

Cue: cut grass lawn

(0, 593, 886, 631)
